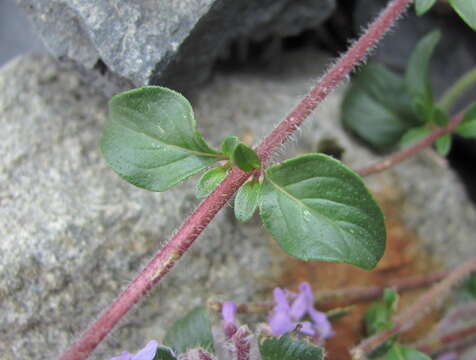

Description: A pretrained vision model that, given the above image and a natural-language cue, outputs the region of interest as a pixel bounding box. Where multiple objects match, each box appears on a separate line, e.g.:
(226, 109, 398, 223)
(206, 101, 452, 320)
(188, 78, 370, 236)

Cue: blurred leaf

(342, 62, 420, 148)
(163, 307, 214, 355)
(456, 103, 476, 138)
(399, 126, 431, 149)
(435, 134, 452, 157)
(196, 167, 228, 199)
(404, 31, 441, 122)
(259, 335, 323, 360)
(366, 289, 399, 359)
(449, 0, 476, 30)
(101, 86, 221, 192)
(220, 136, 240, 157)
(433, 106, 449, 127)
(415, 0, 437, 16)
(259, 154, 386, 270)
(154, 346, 177, 360)
(384, 344, 430, 360)
(234, 180, 261, 222)
(231, 143, 261, 172)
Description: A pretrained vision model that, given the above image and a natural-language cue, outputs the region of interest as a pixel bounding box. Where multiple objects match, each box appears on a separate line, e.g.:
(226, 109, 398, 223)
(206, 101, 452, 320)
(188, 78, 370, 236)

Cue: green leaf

(449, 0, 476, 30)
(220, 136, 240, 157)
(384, 344, 430, 360)
(259, 154, 386, 270)
(435, 134, 452, 157)
(234, 180, 262, 222)
(399, 126, 431, 149)
(366, 289, 399, 359)
(163, 307, 214, 355)
(196, 167, 228, 199)
(415, 0, 437, 16)
(366, 289, 398, 336)
(467, 273, 476, 298)
(433, 106, 449, 127)
(154, 346, 177, 360)
(404, 31, 441, 122)
(259, 335, 324, 360)
(342, 62, 420, 148)
(456, 103, 476, 138)
(231, 143, 261, 172)
(101, 86, 221, 192)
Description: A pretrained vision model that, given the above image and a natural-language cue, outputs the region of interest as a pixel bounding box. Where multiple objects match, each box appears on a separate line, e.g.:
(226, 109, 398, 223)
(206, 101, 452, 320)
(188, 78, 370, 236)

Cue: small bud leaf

(234, 180, 262, 222)
(196, 167, 228, 199)
(231, 143, 261, 172)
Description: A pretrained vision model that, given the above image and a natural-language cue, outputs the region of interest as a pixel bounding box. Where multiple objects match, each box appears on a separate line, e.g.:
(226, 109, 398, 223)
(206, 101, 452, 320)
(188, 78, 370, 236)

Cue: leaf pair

(102, 87, 261, 194)
(343, 30, 441, 149)
(415, 0, 476, 31)
(343, 30, 458, 156)
(102, 87, 386, 270)
(162, 307, 323, 360)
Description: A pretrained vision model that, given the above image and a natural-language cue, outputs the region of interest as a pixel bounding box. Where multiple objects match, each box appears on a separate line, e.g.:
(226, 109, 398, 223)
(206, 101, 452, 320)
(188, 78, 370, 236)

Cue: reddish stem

(417, 323, 476, 355)
(58, 1, 411, 359)
(351, 257, 476, 359)
(209, 271, 448, 314)
(356, 113, 464, 176)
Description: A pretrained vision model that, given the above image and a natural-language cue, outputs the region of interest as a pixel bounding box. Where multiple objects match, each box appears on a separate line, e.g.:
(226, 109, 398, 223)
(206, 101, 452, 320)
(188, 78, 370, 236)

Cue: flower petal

(272, 288, 290, 312)
(269, 311, 296, 336)
(133, 340, 159, 360)
(309, 309, 334, 339)
(222, 301, 237, 324)
(108, 352, 133, 360)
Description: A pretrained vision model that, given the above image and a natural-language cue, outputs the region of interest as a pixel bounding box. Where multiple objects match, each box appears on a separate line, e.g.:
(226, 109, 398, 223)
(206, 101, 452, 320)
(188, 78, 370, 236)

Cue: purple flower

(436, 352, 459, 360)
(108, 340, 159, 360)
(222, 301, 238, 338)
(268, 282, 334, 342)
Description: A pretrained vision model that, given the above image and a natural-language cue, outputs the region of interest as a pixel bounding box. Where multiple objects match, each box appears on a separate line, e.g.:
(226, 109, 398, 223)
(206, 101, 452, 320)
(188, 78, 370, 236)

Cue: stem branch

(58, 1, 411, 359)
(439, 67, 476, 111)
(351, 257, 476, 359)
(209, 271, 448, 314)
(356, 113, 463, 177)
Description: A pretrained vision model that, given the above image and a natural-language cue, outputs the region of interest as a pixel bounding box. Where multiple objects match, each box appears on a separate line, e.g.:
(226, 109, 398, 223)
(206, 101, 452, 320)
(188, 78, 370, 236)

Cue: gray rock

(0, 55, 274, 359)
(2, 48, 476, 359)
(16, 0, 335, 95)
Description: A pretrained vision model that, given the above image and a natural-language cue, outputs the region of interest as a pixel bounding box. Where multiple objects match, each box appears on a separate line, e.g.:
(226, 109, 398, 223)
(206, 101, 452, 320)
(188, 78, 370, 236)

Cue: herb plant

(57, 1, 476, 359)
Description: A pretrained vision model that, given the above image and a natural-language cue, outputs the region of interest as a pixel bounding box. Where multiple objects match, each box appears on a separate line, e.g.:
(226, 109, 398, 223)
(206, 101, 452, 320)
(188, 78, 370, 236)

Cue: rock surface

(16, 0, 335, 95)
(2, 49, 476, 359)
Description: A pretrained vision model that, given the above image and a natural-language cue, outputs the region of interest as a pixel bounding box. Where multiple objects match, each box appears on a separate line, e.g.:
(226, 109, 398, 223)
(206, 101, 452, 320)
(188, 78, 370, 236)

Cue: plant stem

(356, 113, 463, 177)
(417, 323, 476, 355)
(351, 257, 476, 359)
(209, 271, 448, 314)
(439, 67, 476, 111)
(58, 1, 411, 359)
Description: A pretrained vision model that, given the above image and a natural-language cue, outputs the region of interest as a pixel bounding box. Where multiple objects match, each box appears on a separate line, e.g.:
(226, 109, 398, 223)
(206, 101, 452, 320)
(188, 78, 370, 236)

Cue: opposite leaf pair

(343, 30, 476, 157)
(101, 86, 386, 270)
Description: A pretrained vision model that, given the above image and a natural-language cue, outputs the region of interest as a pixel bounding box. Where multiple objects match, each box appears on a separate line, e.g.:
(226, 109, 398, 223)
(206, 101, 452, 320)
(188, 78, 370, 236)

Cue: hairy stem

(356, 113, 463, 177)
(351, 257, 476, 359)
(417, 322, 476, 355)
(58, 1, 411, 359)
(209, 271, 448, 314)
(439, 67, 476, 111)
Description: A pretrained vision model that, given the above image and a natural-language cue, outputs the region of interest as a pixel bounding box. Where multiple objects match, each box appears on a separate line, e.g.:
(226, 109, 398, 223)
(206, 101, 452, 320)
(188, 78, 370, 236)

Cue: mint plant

(415, 0, 476, 30)
(102, 86, 386, 269)
(57, 1, 476, 359)
(343, 30, 476, 158)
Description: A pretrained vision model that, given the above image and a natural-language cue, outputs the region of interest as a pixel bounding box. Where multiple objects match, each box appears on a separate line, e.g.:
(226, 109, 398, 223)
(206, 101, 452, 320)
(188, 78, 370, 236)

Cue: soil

(277, 184, 444, 360)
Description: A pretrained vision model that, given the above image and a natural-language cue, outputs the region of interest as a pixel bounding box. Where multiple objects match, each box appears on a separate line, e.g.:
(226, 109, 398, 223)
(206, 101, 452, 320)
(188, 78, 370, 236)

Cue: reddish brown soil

(276, 186, 443, 360)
